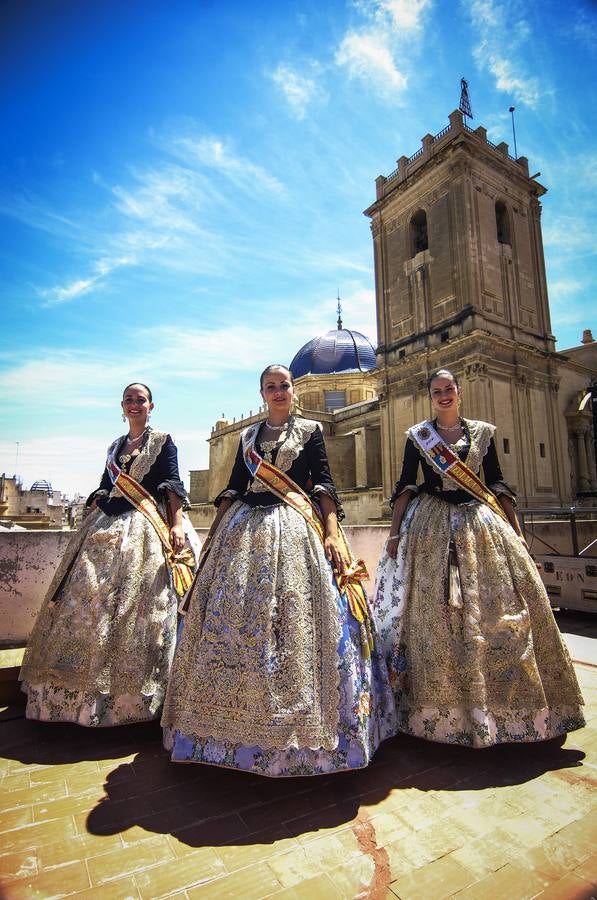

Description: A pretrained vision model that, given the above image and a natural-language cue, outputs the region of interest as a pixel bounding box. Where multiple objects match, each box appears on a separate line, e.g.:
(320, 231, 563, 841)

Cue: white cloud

(40, 278, 97, 306)
(358, 0, 431, 31)
(0, 193, 79, 237)
(549, 278, 585, 303)
(336, 31, 407, 94)
(163, 133, 287, 197)
(94, 255, 136, 276)
(542, 216, 596, 255)
(335, 0, 431, 98)
(29, 124, 289, 307)
(466, 0, 544, 108)
(0, 355, 131, 408)
(39, 253, 136, 307)
(271, 64, 318, 120)
(474, 43, 541, 108)
(0, 435, 110, 497)
(112, 165, 205, 233)
(571, 7, 597, 53)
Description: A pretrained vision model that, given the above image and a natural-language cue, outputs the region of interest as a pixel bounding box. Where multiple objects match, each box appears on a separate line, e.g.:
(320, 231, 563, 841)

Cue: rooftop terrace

(0, 613, 595, 900)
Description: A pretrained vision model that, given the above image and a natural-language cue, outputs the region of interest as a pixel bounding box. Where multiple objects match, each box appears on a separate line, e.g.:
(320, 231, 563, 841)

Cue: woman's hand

(324, 534, 347, 574)
(385, 490, 412, 560)
(386, 534, 400, 559)
(170, 524, 185, 552)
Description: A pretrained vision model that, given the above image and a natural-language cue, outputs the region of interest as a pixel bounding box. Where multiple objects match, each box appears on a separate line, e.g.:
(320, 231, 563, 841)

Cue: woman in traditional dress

(374, 368, 584, 747)
(20, 383, 199, 726)
(162, 364, 395, 776)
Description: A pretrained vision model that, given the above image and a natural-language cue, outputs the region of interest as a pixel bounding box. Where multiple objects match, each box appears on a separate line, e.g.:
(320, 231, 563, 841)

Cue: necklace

(265, 420, 288, 431)
(125, 428, 147, 445)
(436, 419, 463, 433)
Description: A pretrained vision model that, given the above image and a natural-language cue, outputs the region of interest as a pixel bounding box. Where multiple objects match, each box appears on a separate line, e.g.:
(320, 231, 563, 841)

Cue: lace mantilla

(411, 419, 495, 493)
(108, 430, 169, 499)
(244, 417, 321, 495)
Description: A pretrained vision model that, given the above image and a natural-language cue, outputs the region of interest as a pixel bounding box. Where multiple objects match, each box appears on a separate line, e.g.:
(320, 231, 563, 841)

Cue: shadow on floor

(83, 732, 585, 849)
(0, 704, 586, 852)
(554, 609, 597, 640)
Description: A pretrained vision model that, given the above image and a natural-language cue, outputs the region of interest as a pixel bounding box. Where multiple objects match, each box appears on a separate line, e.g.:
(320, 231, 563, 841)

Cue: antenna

(336, 290, 343, 330)
(509, 106, 518, 159)
(459, 78, 473, 123)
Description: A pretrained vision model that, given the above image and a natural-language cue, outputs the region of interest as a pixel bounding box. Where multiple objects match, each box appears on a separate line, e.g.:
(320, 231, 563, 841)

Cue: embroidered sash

(408, 420, 509, 524)
(106, 453, 195, 596)
(241, 427, 373, 657)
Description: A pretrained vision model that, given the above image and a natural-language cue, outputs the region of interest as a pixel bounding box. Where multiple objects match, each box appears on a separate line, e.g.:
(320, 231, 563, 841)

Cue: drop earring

(122, 414, 126, 423)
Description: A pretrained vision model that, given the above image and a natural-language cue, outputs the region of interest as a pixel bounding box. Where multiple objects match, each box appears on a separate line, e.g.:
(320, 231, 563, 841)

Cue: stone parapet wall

(1, 521, 595, 646)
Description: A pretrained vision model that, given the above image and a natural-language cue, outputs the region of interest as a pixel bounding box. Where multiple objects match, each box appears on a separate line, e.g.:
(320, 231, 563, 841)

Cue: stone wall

(0, 531, 72, 646)
(2, 523, 595, 647)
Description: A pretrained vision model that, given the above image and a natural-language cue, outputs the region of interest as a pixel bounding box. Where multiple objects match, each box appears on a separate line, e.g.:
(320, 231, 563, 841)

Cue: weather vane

(336, 290, 343, 330)
(459, 78, 473, 123)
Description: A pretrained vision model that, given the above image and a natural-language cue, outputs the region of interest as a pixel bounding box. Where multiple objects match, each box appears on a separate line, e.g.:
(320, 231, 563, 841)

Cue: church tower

(364, 107, 568, 506)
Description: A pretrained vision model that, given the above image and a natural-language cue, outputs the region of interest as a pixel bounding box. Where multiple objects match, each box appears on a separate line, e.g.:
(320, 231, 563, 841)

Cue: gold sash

(106, 457, 195, 596)
(242, 436, 373, 657)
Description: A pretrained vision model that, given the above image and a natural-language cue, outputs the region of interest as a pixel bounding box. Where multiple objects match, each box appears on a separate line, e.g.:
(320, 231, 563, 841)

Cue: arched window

(410, 209, 428, 256)
(495, 201, 511, 245)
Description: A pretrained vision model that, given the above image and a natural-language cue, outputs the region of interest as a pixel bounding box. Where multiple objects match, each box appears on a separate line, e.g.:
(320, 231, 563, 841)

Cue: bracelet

(388, 534, 400, 540)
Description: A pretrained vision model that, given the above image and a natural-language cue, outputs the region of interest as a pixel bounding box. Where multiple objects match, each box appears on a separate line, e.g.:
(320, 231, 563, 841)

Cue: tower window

(503, 438, 510, 455)
(495, 201, 511, 245)
(399, 349, 406, 359)
(440, 331, 449, 343)
(410, 209, 428, 256)
(539, 442, 546, 458)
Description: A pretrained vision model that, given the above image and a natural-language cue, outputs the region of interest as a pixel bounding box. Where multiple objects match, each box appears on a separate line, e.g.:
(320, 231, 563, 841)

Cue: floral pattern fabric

(20, 506, 200, 726)
(162, 501, 396, 776)
(374, 493, 584, 747)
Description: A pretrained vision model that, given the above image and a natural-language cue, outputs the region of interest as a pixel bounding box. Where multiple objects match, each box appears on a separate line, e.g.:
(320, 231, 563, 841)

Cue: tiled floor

(1, 617, 596, 899)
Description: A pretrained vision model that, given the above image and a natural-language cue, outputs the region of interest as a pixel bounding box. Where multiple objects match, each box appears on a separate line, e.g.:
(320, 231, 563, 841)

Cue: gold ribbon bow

(166, 546, 196, 597)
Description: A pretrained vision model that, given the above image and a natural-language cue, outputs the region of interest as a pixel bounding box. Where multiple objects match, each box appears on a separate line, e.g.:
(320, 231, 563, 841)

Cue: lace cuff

(312, 484, 345, 522)
(158, 480, 190, 511)
(214, 488, 240, 508)
(158, 479, 187, 499)
(389, 484, 418, 508)
(489, 481, 517, 506)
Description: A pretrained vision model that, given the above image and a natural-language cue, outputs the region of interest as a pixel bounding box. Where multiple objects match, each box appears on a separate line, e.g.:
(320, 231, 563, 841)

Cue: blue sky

(1, 0, 596, 497)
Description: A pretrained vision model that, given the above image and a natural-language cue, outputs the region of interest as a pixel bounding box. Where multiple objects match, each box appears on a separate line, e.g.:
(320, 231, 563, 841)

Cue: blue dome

(290, 328, 376, 378)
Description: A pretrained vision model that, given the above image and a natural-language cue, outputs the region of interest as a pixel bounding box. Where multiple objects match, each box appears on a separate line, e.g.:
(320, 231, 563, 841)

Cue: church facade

(188, 108, 596, 527)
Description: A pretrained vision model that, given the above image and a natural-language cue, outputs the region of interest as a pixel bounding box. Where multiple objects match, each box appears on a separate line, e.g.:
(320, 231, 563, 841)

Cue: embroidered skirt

(162, 501, 396, 776)
(20, 508, 199, 726)
(373, 494, 585, 747)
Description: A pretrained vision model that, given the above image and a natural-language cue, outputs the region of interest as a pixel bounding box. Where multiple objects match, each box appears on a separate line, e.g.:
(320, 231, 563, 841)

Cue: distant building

(0, 475, 83, 530)
(189, 108, 596, 526)
(188, 318, 385, 527)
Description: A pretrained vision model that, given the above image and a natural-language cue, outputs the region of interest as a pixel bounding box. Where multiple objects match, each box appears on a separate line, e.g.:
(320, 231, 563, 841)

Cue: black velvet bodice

(87, 431, 187, 517)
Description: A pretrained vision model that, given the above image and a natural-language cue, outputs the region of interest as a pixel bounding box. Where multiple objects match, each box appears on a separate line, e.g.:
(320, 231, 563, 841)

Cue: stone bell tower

(364, 108, 570, 506)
